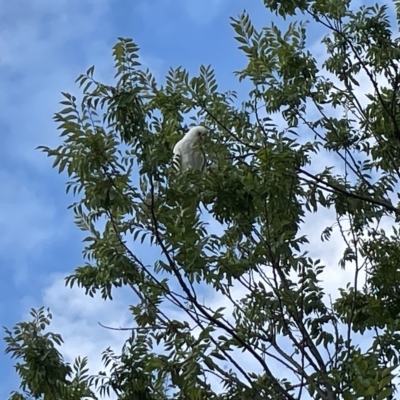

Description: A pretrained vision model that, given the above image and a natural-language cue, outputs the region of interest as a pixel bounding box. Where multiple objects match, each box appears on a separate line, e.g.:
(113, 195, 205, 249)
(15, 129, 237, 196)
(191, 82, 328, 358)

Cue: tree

(5, 0, 400, 398)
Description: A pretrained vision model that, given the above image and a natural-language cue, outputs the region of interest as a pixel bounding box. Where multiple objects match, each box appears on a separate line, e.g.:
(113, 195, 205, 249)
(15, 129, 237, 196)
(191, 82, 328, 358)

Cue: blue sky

(1, 0, 397, 398)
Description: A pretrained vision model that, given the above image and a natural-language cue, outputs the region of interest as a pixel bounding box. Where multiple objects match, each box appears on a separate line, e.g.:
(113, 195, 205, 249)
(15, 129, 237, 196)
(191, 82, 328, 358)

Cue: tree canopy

(5, 0, 400, 398)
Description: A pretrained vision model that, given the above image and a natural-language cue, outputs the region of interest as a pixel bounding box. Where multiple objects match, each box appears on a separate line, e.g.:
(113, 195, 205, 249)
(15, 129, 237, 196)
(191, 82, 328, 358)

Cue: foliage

(4, 308, 95, 400)
(5, 0, 400, 398)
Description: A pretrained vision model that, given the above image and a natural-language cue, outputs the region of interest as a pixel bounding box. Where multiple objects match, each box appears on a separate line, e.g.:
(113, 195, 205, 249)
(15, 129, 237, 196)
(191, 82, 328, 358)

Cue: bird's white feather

(172, 126, 207, 171)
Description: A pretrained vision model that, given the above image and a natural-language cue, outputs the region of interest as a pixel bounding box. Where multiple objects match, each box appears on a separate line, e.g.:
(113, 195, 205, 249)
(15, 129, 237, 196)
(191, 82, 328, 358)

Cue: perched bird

(172, 126, 208, 171)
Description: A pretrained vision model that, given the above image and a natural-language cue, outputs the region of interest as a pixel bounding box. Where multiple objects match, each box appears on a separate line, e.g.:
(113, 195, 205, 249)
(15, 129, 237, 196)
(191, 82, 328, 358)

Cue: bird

(172, 126, 208, 171)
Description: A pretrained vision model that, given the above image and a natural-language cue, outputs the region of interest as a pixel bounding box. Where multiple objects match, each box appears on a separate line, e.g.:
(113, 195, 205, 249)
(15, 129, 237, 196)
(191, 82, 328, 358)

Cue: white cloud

(39, 276, 132, 396)
(0, 0, 113, 172)
(0, 0, 110, 69)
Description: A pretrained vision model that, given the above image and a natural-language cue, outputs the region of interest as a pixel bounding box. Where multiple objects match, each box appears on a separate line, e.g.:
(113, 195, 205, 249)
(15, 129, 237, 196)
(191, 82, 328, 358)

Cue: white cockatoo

(172, 126, 208, 171)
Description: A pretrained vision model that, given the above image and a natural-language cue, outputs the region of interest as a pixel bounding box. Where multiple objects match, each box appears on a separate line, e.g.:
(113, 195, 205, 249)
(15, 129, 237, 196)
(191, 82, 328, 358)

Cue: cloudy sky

(1, 0, 397, 398)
